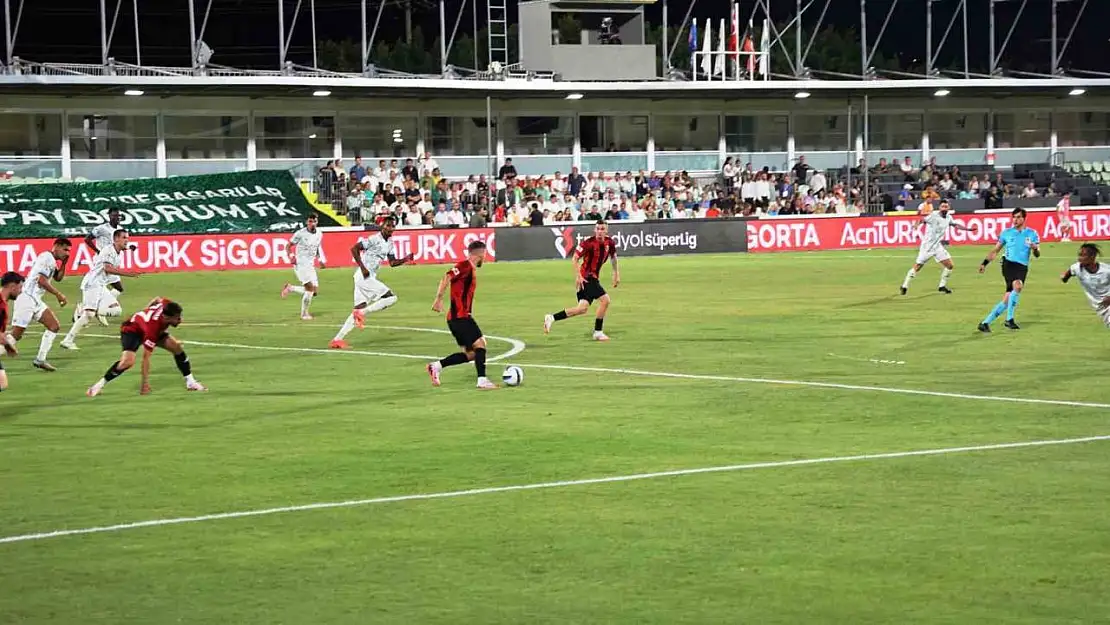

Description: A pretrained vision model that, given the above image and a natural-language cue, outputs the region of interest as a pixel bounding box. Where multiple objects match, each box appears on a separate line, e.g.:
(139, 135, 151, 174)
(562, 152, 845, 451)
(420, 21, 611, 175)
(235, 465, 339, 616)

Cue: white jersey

(1069, 262, 1110, 311)
(920, 211, 953, 251)
(355, 234, 393, 279)
(24, 252, 58, 302)
(290, 227, 323, 267)
(91, 223, 116, 251)
(81, 246, 121, 290)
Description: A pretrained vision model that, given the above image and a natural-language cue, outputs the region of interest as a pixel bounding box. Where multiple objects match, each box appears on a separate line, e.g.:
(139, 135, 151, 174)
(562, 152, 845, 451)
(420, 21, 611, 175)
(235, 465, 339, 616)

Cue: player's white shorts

(915, 244, 952, 265)
(354, 275, 391, 306)
(294, 264, 319, 286)
(80, 287, 105, 312)
(1059, 218, 1072, 229)
(1097, 306, 1110, 328)
(11, 293, 47, 328)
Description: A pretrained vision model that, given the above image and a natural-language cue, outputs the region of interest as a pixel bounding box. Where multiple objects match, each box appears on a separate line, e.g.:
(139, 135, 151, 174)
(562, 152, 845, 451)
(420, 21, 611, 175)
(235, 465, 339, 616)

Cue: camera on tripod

(598, 17, 622, 45)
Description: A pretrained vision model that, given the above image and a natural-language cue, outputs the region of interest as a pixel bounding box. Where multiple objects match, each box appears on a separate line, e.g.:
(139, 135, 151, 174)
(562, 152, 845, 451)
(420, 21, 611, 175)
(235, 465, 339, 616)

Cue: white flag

(700, 18, 712, 78)
(714, 19, 726, 77)
(759, 18, 770, 77)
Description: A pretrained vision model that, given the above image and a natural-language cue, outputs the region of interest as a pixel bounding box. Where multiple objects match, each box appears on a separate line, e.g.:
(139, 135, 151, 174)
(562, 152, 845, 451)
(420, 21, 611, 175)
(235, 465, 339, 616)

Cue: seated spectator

(984, 184, 1003, 209)
(899, 156, 915, 180)
(1021, 182, 1040, 198)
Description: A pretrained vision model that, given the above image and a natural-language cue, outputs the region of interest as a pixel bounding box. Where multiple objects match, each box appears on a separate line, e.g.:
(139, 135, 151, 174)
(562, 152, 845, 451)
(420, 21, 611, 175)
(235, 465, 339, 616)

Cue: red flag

(743, 34, 755, 76)
(728, 4, 739, 61)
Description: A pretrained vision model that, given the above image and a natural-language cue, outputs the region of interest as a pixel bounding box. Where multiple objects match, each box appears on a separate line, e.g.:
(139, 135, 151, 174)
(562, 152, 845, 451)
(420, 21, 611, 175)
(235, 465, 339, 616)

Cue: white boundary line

(87, 325, 527, 363)
(2, 434, 1107, 545)
(78, 335, 1110, 409)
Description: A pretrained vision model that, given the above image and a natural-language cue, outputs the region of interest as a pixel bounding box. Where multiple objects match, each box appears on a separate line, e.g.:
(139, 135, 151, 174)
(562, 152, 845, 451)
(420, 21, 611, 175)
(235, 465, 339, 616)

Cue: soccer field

(2, 244, 1109, 624)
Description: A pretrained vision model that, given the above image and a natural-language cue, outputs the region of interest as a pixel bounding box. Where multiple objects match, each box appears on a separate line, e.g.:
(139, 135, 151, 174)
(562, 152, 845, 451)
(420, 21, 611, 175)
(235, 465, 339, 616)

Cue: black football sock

(103, 362, 125, 384)
(174, 352, 192, 377)
(440, 352, 469, 368)
(553, 311, 568, 321)
(473, 348, 487, 378)
(594, 318, 605, 332)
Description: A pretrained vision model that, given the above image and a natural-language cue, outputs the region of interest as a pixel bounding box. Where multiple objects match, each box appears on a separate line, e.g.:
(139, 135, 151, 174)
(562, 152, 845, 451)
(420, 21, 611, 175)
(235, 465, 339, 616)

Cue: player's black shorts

(447, 317, 483, 348)
(121, 331, 167, 352)
(576, 277, 607, 304)
(1001, 259, 1029, 292)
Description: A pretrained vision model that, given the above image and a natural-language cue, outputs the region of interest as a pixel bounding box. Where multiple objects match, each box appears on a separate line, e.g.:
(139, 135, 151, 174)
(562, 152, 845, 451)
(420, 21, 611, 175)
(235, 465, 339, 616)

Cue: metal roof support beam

(926, 0, 967, 78)
(187, 0, 215, 70)
(1055, 0, 1088, 75)
(863, 0, 898, 71)
(990, 0, 1028, 77)
(361, 0, 387, 75)
(798, 0, 832, 77)
(279, 0, 305, 69)
(757, 0, 796, 76)
(103, 0, 124, 66)
(3, 0, 23, 67)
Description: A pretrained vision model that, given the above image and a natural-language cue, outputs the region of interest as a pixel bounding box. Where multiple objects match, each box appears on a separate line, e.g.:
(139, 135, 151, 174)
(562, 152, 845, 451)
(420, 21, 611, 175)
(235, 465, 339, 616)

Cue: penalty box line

(1, 434, 1108, 545)
(85, 334, 1110, 411)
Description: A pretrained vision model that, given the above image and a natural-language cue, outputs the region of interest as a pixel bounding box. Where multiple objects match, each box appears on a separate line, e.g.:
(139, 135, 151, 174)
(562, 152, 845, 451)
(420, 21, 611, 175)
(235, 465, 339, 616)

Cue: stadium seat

(1081, 162, 1093, 173)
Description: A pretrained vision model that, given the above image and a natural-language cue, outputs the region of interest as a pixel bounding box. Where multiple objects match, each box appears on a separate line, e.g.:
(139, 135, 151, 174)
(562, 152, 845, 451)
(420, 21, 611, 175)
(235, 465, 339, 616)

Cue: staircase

(298, 181, 351, 227)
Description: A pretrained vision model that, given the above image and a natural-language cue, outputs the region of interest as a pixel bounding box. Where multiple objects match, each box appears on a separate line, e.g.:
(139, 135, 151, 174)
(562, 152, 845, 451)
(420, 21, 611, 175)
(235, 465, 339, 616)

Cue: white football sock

(64, 314, 91, 343)
(300, 291, 313, 316)
(366, 295, 397, 313)
(289, 285, 307, 295)
(185, 374, 197, 386)
(902, 268, 916, 289)
(334, 314, 357, 341)
(939, 267, 952, 288)
(37, 330, 56, 361)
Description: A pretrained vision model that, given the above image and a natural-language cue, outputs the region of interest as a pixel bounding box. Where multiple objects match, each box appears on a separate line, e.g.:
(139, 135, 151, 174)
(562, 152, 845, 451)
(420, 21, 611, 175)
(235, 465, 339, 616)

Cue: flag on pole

(700, 18, 712, 78)
(714, 18, 726, 77)
(744, 18, 755, 78)
(728, 4, 740, 80)
(759, 18, 770, 78)
(688, 20, 698, 56)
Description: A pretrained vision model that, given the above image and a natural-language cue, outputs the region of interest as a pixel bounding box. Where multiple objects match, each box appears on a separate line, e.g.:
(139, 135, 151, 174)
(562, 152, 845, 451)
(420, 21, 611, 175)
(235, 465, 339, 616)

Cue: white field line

(79, 335, 1110, 409)
(2, 434, 1107, 545)
(86, 324, 527, 363)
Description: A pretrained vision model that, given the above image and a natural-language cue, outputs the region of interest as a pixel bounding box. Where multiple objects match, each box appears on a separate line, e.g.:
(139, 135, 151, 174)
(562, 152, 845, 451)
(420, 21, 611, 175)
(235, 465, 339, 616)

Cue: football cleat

(593, 331, 610, 342)
(280, 283, 293, 299)
(186, 381, 208, 392)
(426, 362, 442, 387)
(32, 360, 56, 372)
(1004, 319, 1020, 330)
(977, 323, 992, 334)
(300, 314, 314, 321)
(329, 339, 350, 350)
(60, 341, 79, 351)
(938, 286, 952, 294)
(476, 377, 499, 390)
(543, 314, 554, 334)
(900, 287, 907, 295)
(86, 385, 102, 397)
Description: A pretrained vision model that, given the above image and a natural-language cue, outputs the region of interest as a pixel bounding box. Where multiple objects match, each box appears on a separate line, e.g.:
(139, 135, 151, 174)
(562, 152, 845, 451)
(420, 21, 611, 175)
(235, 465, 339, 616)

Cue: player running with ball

(544, 220, 620, 341)
(427, 240, 497, 390)
(87, 297, 207, 397)
(1061, 243, 1110, 328)
(281, 213, 326, 320)
(901, 201, 978, 295)
(330, 216, 414, 349)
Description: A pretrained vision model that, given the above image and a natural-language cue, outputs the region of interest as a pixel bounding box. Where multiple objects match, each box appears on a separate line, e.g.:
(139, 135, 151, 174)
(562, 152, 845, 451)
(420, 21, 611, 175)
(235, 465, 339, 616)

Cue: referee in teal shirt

(978, 208, 1041, 332)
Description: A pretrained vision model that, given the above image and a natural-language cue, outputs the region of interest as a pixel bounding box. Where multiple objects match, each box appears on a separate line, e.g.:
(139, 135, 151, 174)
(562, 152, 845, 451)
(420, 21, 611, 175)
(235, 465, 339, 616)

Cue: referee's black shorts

(1001, 259, 1029, 292)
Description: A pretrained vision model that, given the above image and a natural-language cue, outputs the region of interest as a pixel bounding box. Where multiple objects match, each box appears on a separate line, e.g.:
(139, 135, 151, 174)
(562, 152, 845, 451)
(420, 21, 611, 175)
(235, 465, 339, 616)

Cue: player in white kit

(901, 201, 979, 295)
(1061, 243, 1110, 328)
(83, 208, 126, 325)
(8, 238, 72, 371)
(330, 216, 414, 349)
(62, 229, 142, 350)
(281, 213, 326, 320)
(1057, 195, 1073, 243)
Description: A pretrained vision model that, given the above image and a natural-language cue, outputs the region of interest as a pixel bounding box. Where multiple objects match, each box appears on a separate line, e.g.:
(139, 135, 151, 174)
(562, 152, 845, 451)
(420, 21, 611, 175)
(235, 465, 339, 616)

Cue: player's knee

(118, 354, 136, 369)
(1013, 280, 1024, 292)
(571, 302, 588, 314)
(43, 320, 60, 333)
(473, 337, 487, 350)
(9, 327, 23, 340)
(0, 373, 8, 391)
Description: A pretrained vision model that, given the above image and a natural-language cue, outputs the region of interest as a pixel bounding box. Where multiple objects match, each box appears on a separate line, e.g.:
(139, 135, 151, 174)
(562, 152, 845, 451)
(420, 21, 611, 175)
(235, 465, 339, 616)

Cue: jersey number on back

(130, 303, 164, 324)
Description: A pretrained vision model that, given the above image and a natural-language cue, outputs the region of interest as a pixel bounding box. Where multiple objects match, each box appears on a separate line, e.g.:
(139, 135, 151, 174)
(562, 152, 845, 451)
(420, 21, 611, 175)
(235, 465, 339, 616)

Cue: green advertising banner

(0, 170, 335, 238)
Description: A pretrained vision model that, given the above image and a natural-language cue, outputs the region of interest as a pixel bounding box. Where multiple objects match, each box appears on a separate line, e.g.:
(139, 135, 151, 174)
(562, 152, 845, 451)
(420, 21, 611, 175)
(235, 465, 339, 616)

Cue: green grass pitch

(2, 244, 1109, 624)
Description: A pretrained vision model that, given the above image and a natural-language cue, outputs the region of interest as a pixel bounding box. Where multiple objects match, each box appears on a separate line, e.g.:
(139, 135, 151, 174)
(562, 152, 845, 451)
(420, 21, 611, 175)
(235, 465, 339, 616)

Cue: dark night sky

(9, 0, 1110, 74)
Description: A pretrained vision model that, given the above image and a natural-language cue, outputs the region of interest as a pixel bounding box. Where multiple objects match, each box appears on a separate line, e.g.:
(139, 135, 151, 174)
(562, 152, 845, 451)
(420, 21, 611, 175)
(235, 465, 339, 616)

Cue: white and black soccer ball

(502, 365, 524, 387)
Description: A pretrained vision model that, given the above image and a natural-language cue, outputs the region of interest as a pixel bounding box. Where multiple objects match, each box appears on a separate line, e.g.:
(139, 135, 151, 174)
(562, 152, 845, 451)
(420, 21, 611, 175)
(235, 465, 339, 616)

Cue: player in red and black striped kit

(87, 296, 208, 397)
(544, 220, 621, 341)
(427, 240, 498, 389)
(0, 272, 27, 392)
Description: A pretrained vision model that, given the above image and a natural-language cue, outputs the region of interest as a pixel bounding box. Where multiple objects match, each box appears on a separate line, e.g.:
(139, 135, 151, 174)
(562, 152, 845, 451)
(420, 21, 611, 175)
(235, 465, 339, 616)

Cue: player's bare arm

(1061, 269, 1073, 283)
(1030, 240, 1041, 259)
(432, 273, 451, 313)
(951, 222, 978, 233)
(610, 255, 620, 288)
(979, 242, 1004, 273)
(387, 253, 415, 267)
(84, 233, 99, 253)
(104, 264, 142, 279)
(573, 253, 584, 288)
(37, 275, 68, 307)
(139, 347, 153, 395)
(317, 246, 327, 269)
(351, 243, 370, 278)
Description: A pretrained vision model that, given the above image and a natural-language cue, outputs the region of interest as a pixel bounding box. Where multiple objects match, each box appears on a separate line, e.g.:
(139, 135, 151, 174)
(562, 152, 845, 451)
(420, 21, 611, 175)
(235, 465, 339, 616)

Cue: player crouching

(87, 297, 207, 397)
(544, 220, 620, 341)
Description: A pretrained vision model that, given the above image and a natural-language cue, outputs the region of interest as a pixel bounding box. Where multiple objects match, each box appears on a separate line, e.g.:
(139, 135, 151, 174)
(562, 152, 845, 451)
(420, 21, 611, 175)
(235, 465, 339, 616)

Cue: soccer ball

(502, 365, 524, 387)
